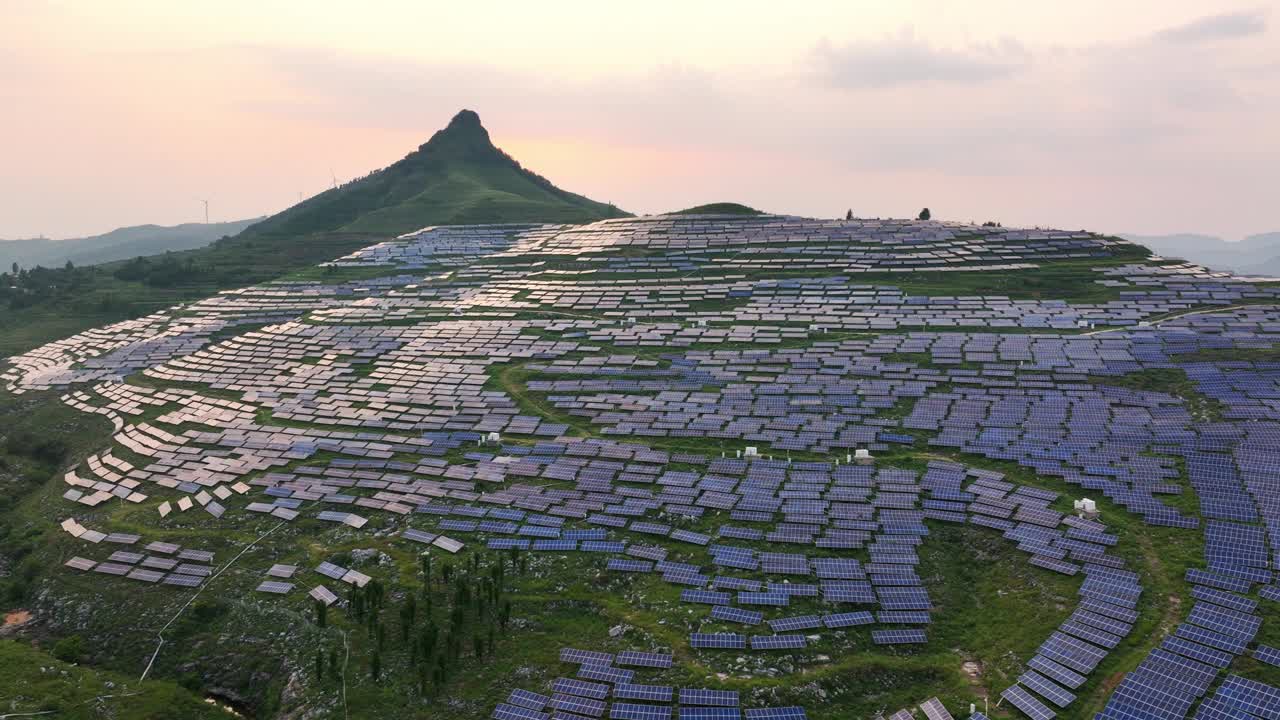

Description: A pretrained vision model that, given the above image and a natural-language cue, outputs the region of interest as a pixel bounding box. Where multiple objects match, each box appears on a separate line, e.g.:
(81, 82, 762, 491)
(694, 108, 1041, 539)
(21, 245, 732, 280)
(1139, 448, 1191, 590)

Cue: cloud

(1154, 10, 1267, 44)
(812, 31, 1029, 89)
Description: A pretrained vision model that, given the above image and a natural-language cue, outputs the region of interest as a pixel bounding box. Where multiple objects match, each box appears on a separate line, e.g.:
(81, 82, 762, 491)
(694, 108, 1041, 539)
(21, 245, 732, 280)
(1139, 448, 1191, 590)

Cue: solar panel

(560, 648, 615, 665)
(493, 703, 550, 720)
(610, 703, 672, 720)
(577, 664, 634, 684)
(710, 606, 763, 625)
(255, 581, 293, 594)
(551, 692, 606, 718)
(919, 697, 954, 720)
(616, 651, 673, 669)
(749, 635, 806, 650)
(1255, 645, 1280, 668)
(679, 689, 740, 706)
(743, 709, 807, 720)
(508, 689, 551, 711)
(613, 684, 675, 703)
(690, 633, 746, 649)
(872, 630, 927, 645)
(1017, 671, 1076, 708)
(678, 709, 741, 720)
(768, 615, 822, 632)
(1027, 656, 1086, 690)
(551, 678, 610, 700)
(822, 611, 874, 628)
(1000, 685, 1055, 720)
(682, 590, 732, 606)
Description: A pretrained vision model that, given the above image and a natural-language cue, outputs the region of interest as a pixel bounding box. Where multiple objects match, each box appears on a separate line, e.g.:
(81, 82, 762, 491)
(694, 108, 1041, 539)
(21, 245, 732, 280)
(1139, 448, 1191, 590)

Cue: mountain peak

(417, 109, 493, 154)
(447, 109, 483, 130)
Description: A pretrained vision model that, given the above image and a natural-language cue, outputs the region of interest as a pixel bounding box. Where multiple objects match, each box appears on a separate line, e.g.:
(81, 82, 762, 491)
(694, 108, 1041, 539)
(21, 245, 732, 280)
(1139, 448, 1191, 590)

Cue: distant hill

(0, 219, 258, 270)
(670, 202, 764, 216)
(1124, 232, 1280, 275)
(238, 109, 628, 243)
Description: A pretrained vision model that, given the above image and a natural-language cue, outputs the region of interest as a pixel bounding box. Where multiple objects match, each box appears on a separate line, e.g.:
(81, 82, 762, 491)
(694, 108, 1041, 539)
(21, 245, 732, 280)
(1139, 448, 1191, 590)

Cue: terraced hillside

(3, 213, 1280, 720)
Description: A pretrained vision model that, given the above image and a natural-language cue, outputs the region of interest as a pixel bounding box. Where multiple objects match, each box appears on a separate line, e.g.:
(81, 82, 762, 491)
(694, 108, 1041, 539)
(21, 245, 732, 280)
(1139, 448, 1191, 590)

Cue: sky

(2, 0, 1277, 240)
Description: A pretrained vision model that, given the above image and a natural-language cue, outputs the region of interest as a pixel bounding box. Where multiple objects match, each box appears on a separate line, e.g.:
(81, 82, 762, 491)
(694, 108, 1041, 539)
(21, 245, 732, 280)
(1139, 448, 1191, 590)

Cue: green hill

(240, 109, 627, 241)
(670, 202, 763, 216)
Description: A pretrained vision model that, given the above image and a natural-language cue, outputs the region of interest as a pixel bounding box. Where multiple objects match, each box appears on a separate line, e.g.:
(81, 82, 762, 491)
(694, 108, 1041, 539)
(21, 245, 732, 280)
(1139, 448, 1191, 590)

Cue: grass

(0, 639, 230, 719)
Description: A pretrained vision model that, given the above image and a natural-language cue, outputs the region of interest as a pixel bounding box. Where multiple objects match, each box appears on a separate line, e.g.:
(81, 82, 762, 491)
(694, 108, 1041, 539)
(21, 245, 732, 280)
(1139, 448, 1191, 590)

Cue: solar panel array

(15, 212, 1280, 719)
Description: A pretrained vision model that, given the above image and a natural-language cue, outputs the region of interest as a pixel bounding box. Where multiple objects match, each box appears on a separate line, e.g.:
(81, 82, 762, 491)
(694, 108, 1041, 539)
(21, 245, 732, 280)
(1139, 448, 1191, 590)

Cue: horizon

(3, 1, 1278, 241)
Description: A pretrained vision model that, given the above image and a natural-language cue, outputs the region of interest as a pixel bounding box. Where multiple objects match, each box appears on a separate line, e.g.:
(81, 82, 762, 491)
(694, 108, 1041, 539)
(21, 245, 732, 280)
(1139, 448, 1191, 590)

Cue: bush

(52, 634, 84, 663)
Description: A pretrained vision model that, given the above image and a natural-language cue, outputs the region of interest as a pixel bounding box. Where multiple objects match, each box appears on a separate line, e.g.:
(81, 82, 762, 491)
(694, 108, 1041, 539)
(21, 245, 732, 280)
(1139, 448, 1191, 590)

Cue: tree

(315, 650, 325, 679)
(370, 651, 381, 681)
(918, 208, 931, 221)
(845, 209, 853, 220)
(314, 599, 328, 627)
(401, 594, 417, 642)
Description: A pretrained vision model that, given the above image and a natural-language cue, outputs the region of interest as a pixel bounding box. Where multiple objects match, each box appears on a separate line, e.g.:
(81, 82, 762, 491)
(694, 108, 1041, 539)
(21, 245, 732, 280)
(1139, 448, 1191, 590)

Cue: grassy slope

(0, 640, 229, 720)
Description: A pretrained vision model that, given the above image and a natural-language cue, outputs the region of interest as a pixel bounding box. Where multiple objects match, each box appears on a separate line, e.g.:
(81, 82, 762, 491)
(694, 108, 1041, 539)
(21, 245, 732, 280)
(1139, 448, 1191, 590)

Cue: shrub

(52, 634, 84, 663)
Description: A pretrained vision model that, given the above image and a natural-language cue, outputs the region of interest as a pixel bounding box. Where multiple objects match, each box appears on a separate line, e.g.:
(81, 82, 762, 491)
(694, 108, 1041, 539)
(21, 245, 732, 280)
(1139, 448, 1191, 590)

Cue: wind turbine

(198, 198, 210, 224)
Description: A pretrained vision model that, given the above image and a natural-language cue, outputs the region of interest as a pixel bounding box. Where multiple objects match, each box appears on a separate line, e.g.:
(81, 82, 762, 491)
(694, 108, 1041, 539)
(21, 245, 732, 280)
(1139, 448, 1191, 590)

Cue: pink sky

(2, 1, 1277, 240)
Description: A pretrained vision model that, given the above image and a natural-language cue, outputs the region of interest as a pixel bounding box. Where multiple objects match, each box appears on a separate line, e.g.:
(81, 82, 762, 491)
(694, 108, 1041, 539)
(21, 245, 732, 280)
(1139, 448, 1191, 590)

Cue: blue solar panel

(768, 615, 822, 632)
(1254, 645, 1280, 668)
(872, 629, 927, 645)
(749, 635, 806, 650)
(1018, 671, 1075, 708)
(1027, 655, 1086, 690)
(614, 684, 675, 703)
(678, 709, 741, 720)
(493, 703, 550, 720)
(1001, 685, 1055, 720)
(610, 703, 672, 720)
(679, 689, 740, 707)
(552, 692, 606, 718)
(690, 633, 746, 649)
(823, 611, 874, 628)
(743, 708, 807, 720)
(578, 664, 634, 684)
(551, 678, 610, 700)
(711, 606, 763, 625)
(616, 651, 673, 669)
(509, 689, 551, 711)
